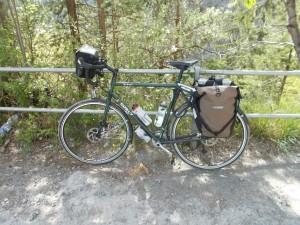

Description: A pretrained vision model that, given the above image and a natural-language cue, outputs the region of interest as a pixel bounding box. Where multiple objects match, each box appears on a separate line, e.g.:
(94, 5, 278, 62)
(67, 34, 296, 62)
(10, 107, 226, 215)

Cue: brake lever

(95, 69, 104, 77)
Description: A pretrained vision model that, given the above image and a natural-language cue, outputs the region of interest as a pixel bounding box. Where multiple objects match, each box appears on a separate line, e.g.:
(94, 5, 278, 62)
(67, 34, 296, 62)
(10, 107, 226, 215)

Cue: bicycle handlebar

(77, 57, 118, 86)
(78, 57, 117, 73)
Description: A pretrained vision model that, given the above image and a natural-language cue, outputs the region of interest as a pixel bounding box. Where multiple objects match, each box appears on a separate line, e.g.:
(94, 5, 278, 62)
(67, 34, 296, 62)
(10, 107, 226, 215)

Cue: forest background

(0, 0, 299, 151)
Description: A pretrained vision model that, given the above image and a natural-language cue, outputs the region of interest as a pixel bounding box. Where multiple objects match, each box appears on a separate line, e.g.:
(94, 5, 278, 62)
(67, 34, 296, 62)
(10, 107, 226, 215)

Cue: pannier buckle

(215, 86, 221, 97)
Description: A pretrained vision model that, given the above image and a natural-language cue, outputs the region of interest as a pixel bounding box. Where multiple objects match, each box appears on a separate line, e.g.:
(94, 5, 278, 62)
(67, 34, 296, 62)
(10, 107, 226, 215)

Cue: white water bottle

(132, 104, 152, 126)
(154, 102, 167, 127)
(0, 114, 19, 138)
(134, 126, 151, 143)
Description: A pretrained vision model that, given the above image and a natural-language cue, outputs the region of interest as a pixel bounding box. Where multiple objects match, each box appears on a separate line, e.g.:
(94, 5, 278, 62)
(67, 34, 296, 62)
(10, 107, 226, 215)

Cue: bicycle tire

(170, 106, 249, 169)
(58, 99, 132, 165)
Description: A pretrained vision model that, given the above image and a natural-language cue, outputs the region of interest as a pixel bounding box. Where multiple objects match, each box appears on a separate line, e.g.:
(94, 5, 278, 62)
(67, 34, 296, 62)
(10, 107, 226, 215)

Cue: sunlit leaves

(244, 0, 256, 9)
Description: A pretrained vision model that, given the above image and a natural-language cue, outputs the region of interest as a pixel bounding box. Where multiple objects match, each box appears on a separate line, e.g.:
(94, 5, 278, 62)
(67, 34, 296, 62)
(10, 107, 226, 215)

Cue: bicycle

(58, 57, 249, 170)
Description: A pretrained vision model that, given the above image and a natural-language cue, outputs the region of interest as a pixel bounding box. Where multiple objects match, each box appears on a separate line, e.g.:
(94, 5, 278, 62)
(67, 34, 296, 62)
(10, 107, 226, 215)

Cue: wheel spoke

(170, 106, 249, 169)
(58, 99, 132, 165)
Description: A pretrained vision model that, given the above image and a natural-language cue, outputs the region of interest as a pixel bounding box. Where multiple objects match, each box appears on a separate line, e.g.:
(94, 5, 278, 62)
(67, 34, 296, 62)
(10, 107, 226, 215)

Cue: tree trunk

(97, 0, 107, 58)
(65, 0, 81, 47)
(0, 1, 7, 28)
(7, 0, 27, 65)
(284, 0, 300, 65)
(21, 1, 35, 65)
(112, 8, 120, 52)
(279, 48, 293, 102)
(173, 0, 180, 61)
(111, 6, 119, 64)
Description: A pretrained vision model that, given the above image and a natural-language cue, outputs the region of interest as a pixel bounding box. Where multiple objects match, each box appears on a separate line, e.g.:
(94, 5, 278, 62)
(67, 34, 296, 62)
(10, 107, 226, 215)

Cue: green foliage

(0, 0, 299, 150)
(244, 0, 256, 9)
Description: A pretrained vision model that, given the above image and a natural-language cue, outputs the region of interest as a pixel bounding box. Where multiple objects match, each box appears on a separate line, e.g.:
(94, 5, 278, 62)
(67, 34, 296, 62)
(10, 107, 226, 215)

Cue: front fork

(92, 74, 117, 137)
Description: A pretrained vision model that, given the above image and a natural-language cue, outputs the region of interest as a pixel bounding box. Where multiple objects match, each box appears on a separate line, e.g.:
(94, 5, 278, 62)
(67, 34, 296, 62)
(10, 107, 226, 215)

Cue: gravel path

(0, 140, 300, 225)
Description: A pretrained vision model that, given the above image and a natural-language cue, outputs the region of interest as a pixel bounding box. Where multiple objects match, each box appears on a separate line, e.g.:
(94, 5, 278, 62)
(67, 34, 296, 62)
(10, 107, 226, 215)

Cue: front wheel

(58, 99, 132, 165)
(170, 106, 249, 169)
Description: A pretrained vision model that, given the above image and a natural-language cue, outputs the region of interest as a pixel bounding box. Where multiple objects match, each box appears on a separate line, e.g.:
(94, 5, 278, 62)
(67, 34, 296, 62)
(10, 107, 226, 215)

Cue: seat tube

(176, 68, 185, 83)
(160, 68, 185, 133)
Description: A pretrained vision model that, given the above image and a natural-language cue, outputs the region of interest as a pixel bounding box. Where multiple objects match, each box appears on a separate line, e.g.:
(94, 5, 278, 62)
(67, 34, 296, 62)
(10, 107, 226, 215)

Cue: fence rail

(1, 67, 300, 76)
(0, 67, 300, 119)
(0, 106, 299, 118)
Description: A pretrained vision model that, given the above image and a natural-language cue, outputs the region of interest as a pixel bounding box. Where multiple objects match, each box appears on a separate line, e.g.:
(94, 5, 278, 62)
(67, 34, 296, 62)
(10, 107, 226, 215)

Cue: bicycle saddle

(167, 60, 198, 70)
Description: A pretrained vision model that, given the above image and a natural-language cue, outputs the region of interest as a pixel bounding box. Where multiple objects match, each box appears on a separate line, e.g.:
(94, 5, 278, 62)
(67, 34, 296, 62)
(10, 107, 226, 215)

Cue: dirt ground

(0, 138, 300, 225)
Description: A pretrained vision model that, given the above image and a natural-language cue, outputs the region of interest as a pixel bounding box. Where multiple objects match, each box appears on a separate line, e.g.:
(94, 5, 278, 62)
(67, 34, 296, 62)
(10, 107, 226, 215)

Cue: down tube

(113, 94, 158, 140)
(113, 82, 179, 139)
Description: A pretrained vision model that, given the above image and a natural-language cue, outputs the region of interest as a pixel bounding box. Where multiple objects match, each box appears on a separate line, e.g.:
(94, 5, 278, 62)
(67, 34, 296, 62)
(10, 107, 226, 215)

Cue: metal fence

(0, 67, 300, 119)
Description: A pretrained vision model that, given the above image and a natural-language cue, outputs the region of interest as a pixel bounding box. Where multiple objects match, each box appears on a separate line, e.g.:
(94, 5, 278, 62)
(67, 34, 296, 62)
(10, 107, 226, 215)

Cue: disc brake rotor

(87, 128, 102, 143)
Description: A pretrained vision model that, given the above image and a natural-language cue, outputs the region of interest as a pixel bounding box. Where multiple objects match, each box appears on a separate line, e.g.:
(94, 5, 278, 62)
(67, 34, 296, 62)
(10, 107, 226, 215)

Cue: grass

(1, 74, 299, 154)
(241, 76, 300, 149)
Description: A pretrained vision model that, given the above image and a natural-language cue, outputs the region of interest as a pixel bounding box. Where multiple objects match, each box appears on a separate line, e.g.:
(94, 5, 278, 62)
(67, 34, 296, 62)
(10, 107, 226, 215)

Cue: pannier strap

(197, 113, 236, 137)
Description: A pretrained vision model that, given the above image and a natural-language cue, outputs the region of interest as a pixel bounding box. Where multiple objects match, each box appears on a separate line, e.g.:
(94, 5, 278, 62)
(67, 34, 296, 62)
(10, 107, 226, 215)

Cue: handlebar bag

(193, 77, 241, 138)
(75, 44, 99, 78)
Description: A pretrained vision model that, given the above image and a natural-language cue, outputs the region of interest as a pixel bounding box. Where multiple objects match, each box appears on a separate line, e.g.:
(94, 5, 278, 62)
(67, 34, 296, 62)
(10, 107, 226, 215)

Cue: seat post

(176, 67, 187, 83)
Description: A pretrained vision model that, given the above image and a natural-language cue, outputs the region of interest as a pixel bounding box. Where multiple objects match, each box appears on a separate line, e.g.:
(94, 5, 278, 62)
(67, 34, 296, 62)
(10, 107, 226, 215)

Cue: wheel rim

(171, 111, 249, 169)
(59, 101, 131, 164)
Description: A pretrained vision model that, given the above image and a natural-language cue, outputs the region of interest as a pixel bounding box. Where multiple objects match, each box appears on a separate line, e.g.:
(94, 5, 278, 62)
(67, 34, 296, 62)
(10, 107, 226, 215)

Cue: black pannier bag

(75, 44, 99, 79)
(193, 76, 241, 138)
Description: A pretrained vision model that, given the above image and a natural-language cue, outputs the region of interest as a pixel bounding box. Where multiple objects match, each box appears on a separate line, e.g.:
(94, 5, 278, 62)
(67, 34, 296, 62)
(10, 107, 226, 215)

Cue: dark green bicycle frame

(101, 68, 190, 144)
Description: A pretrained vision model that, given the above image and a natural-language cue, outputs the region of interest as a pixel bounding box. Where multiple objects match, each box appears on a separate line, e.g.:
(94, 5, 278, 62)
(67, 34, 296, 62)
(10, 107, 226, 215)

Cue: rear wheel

(170, 106, 249, 169)
(58, 99, 132, 164)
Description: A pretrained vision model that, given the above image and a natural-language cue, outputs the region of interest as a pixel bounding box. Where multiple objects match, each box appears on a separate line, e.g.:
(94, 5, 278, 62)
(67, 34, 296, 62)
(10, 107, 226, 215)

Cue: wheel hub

(87, 128, 102, 143)
(201, 138, 218, 146)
